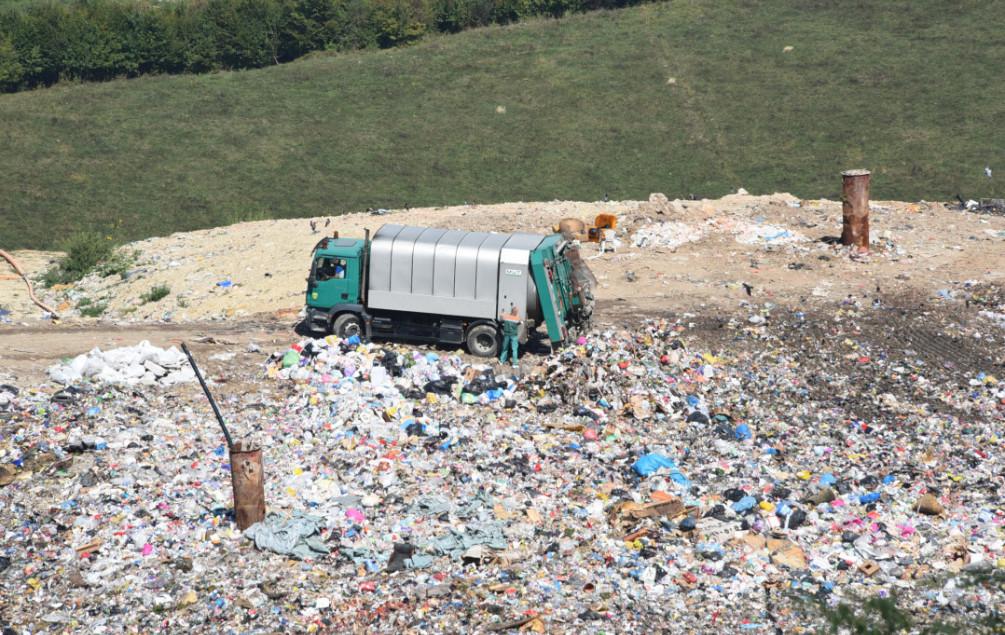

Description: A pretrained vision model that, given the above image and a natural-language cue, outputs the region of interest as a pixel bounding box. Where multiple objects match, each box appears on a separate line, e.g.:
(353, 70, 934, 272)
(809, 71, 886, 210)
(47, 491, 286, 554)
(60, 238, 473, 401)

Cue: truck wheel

(466, 324, 499, 358)
(332, 313, 363, 339)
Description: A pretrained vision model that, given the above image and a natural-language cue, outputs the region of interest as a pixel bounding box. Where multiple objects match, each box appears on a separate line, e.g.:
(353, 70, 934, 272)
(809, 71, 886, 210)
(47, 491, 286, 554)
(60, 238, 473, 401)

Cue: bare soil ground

(3, 193, 1003, 323)
(1, 192, 1003, 382)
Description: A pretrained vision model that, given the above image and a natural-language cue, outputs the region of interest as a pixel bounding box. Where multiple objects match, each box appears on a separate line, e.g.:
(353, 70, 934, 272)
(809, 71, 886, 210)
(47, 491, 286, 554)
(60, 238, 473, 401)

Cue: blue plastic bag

(632, 453, 690, 488)
(735, 424, 752, 440)
(859, 492, 881, 504)
(732, 495, 757, 513)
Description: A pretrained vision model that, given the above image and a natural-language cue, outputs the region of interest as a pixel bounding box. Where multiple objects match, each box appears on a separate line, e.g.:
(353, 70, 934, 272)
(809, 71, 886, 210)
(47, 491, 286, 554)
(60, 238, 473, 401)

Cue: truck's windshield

(314, 257, 347, 281)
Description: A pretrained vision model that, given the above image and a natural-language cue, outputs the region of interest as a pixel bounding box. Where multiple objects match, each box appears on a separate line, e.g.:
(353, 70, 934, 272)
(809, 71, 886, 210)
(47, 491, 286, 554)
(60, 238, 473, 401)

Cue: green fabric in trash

(428, 522, 507, 559)
(244, 512, 330, 560)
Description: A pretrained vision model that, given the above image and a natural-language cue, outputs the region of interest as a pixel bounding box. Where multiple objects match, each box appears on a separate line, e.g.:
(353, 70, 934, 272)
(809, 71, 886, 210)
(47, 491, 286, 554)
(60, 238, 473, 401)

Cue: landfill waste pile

(628, 217, 810, 251)
(631, 222, 704, 250)
(729, 221, 808, 245)
(958, 198, 1005, 217)
(47, 341, 196, 387)
(2, 305, 1005, 633)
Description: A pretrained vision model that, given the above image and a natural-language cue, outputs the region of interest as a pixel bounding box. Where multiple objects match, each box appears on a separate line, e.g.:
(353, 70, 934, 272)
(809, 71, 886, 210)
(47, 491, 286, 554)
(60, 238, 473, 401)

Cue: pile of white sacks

(48, 340, 196, 386)
(631, 221, 704, 250)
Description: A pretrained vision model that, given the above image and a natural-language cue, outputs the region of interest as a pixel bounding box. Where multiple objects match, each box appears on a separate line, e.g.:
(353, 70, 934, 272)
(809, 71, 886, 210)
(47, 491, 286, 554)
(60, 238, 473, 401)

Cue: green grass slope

(2, 1, 1003, 249)
(0, 0, 64, 9)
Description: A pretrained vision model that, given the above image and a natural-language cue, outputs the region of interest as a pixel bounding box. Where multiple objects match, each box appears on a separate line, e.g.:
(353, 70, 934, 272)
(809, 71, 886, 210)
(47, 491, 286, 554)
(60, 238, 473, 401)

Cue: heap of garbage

(47, 340, 195, 387)
(2, 313, 1004, 632)
(631, 222, 704, 249)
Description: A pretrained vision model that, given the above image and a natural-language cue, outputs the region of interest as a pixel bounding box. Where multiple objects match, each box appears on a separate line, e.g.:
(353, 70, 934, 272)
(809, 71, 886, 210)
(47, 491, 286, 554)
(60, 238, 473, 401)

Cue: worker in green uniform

(499, 305, 521, 367)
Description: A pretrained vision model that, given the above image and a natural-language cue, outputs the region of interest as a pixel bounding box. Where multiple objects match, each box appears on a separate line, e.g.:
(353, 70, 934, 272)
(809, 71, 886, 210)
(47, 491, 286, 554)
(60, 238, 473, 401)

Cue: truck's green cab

(307, 238, 365, 309)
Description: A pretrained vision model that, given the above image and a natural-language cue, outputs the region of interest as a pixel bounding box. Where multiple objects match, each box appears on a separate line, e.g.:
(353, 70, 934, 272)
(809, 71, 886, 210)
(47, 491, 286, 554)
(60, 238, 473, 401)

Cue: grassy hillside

(2, 0, 1003, 250)
(0, 0, 60, 8)
(0, 0, 72, 10)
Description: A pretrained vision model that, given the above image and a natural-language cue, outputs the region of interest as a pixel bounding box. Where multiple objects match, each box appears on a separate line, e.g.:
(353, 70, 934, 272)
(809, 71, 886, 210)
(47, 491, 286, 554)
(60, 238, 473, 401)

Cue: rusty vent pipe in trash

(182, 343, 266, 530)
(841, 169, 871, 252)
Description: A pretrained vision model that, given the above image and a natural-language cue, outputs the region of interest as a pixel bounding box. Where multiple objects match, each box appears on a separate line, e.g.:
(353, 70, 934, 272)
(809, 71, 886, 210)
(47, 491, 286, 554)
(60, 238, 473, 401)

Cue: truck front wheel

(331, 313, 363, 340)
(466, 324, 499, 358)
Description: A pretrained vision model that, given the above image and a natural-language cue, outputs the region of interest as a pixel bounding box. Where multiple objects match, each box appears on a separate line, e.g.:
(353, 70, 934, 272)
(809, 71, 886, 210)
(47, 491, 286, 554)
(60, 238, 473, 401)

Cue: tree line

(0, 0, 650, 92)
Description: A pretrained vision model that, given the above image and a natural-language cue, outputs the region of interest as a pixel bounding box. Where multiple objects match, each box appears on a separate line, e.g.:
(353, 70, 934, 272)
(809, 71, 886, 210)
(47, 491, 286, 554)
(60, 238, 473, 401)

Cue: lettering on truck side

(504, 269, 522, 276)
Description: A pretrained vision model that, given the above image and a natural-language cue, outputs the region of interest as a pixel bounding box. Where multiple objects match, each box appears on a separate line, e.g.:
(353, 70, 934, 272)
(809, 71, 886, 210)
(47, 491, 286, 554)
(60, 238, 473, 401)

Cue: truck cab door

(308, 255, 360, 308)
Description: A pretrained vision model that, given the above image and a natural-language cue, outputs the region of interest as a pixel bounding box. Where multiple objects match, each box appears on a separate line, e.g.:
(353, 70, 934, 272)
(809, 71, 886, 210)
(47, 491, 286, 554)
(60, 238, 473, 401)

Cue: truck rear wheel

(466, 324, 499, 358)
(332, 313, 363, 340)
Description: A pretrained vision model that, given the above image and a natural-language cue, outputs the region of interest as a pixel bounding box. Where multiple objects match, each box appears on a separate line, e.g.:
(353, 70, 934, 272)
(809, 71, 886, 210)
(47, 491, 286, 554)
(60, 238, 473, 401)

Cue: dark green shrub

(78, 298, 108, 317)
(42, 232, 114, 286)
(141, 284, 170, 303)
(371, 0, 427, 48)
(0, 35, 23, 90)
(95, 249, 137, 279)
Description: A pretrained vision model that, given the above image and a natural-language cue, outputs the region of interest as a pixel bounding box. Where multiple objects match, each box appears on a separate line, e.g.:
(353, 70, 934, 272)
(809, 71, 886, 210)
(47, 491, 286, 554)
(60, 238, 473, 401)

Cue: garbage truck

(304, 224, 596, 356)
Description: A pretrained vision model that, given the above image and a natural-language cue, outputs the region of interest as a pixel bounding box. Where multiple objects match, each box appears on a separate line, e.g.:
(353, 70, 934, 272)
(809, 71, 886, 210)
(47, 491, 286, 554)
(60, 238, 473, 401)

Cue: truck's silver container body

(368, 225, 544, 320)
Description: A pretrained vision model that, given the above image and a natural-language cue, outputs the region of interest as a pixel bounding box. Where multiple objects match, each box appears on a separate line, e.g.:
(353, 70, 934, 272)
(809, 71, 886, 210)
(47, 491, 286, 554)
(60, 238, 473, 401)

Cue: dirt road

(3, 288, 1002, 388)
(0, 319, 296, 384)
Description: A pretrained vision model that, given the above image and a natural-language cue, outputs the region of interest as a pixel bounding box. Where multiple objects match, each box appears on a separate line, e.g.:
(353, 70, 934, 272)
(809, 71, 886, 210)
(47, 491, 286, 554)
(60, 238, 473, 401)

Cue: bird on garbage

(985, 166, 993, 179)
(742, 283, 753, 296)
(603, 192, 609, 202)
(324, 218, 331, 228)
(309, 220, 317, 233)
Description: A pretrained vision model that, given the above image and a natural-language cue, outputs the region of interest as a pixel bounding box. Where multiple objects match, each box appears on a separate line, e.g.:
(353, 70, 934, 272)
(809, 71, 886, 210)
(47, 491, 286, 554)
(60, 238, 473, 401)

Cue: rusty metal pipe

(230, 440, 266, 530)
(181, 343, 234, 448)
(181, 342, 265, 529)
(841, 169, 871, 251)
